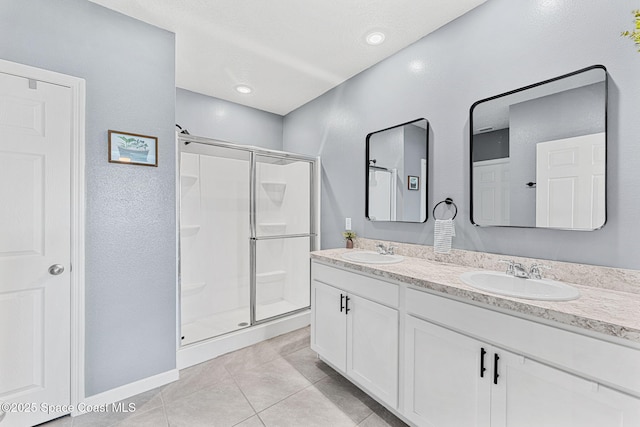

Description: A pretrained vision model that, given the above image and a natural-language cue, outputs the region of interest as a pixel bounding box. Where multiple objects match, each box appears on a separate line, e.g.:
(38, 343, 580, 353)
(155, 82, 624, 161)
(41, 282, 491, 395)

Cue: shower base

(182, 307, 250, 346)
(181, 299, 302, 346)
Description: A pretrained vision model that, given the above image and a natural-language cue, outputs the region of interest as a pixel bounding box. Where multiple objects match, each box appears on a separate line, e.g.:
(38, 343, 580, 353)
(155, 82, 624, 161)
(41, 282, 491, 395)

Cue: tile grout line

(222, 342, 285, 378)
(224, 363, 261, 418)
(159, 390, 170, 427)
(224, 354, 314, 414)
(227, 352, 318, 422)
(253, 381, 318, 417)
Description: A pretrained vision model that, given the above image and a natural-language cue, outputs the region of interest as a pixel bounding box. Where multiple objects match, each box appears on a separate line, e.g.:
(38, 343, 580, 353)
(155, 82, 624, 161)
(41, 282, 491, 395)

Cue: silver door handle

(48, 264, 64, 275)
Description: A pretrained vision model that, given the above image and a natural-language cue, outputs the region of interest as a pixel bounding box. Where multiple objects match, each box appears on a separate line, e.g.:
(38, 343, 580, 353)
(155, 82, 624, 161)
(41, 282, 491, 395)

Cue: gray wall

(283, 0, 640, 270)
(176, 88, 284, 150)
(0, 0, 176, 396)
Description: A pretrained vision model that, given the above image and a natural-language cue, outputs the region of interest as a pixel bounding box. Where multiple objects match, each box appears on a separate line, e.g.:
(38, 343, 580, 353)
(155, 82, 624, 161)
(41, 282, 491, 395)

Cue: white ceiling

(89, 0, 487, 115)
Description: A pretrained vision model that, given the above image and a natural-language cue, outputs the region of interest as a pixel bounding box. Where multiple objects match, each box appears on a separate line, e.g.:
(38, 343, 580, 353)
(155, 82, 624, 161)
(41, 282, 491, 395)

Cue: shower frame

(177, 134, 320, 347)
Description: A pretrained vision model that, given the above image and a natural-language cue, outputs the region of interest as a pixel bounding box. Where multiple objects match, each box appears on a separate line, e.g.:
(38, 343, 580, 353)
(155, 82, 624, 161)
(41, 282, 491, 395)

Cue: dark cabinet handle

(493, 353, 500, 385)
(480, 348, 487, 378)
(340, 294, 345, 312)
(345, 296, 351, 314)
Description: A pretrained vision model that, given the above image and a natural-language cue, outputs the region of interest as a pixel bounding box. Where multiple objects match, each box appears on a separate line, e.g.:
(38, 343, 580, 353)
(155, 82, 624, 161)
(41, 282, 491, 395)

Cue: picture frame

(108, 130, 158, 167)
(408, 175, 419, 191)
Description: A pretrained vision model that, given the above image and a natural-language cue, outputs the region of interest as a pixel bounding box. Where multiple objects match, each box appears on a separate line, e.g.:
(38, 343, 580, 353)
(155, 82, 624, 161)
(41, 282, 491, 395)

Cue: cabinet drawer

(312, 261, 399, 308)
(406, 287, 640, 397)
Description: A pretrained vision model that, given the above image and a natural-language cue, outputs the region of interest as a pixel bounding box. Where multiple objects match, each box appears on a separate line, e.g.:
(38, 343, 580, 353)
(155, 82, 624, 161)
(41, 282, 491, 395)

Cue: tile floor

(41, 326, 408, 427)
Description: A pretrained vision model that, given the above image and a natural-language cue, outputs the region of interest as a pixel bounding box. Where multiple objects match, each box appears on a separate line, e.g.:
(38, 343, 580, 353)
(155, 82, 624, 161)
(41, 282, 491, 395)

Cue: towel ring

(433, 198, 458, 220)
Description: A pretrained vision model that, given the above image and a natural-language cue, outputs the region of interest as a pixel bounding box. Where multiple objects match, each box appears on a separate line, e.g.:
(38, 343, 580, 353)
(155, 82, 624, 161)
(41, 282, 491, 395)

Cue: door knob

(48, 264, 65, 275)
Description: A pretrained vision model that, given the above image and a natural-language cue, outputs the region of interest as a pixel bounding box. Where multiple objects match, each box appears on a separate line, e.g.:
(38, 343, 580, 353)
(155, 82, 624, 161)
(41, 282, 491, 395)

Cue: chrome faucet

(376, 243, 395, 255)
(499, 260, 528, 277)
(498, 259, 551, 279)
(512, 263, 529, 278)
(529, 263, 551, 279)
(498, 259, 515, 276)
(499, 260, 551, 279)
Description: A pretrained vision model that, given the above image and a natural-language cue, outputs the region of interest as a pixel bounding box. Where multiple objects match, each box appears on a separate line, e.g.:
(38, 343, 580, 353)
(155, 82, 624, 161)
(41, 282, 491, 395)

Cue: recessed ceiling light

(235, 85, 253, 94)
(366, 31, 385, 46)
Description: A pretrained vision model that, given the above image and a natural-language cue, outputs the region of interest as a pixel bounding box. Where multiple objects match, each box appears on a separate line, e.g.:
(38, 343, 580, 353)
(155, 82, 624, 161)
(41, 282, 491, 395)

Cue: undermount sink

(341, 251, 405, 265)
(460, 271, 580, 301)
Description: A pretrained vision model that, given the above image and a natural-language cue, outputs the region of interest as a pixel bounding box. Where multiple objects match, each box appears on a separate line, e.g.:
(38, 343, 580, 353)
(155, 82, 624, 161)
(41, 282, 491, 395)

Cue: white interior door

(368, 168, 392, 221)
(0, 72, 72, 426)
(472, 159, 510, 226)
(536, 133, 605, 229)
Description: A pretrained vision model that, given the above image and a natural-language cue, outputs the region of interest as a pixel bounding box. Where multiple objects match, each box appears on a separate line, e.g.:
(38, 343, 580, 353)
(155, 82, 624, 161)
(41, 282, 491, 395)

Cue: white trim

(177, 311, 310, 369)
(472, 157, 510, 167)
(175, 132, 182, 353)
(390, 168, 398, 221)
(0, 59, 87, 414)
(70, 74, 86, 415)
(315, 156, 321, 249)
(420, 158, 427, 221)
(75, 369, 179, 416)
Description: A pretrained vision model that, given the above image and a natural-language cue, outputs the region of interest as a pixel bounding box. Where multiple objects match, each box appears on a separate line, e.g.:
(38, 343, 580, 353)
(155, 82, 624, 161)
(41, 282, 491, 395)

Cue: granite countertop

(311, 248, 640, 344)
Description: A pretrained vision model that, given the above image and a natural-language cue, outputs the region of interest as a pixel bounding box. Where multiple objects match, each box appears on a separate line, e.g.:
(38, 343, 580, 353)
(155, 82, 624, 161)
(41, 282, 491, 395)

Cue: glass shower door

(180, 143, 251, 345)
(252, 154, 315, 323)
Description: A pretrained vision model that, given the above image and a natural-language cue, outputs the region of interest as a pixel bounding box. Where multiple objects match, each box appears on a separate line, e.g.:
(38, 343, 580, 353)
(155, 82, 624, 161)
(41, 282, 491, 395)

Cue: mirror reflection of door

(368, 168, 396, 221)
(472, 158, 510, 226)
(535, 133, 605, 229)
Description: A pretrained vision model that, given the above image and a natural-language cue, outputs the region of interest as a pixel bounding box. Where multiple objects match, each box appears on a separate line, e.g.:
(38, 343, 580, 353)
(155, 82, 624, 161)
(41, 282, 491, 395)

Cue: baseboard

(177, 310, 310, 369)
(73, 369, 179, 416)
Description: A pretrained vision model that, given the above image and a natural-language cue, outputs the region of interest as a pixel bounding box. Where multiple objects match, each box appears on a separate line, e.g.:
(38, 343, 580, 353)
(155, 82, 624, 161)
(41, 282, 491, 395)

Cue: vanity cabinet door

(491, 351, 640, 427)
(347, 294, 399, 408)
(311, 280, 347, 371)
(404, 315, 491, 427)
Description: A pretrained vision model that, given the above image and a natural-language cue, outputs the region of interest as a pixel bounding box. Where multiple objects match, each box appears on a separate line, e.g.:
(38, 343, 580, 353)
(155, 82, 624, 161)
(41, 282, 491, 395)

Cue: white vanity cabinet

(404, 315, 489, 426)
(404, 288, 640, 427)
(312, 280, 348, 371)
(491, 349, 640, 427)
(311, 262, 399, 408)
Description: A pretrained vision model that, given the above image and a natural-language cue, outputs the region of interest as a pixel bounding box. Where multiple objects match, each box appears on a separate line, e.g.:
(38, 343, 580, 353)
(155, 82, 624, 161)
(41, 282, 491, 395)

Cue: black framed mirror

(366, 118, 429, 223)
(470, 65, 607, 230)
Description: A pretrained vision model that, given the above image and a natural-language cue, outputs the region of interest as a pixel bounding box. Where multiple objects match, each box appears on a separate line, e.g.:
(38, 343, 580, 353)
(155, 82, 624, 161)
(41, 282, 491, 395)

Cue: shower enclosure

(178, 135, 318, 346)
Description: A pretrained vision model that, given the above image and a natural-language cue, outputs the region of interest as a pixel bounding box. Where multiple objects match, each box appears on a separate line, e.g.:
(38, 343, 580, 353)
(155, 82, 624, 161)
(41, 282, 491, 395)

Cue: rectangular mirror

(366, 118, 429, 222)
(470, 65, 607, 230)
